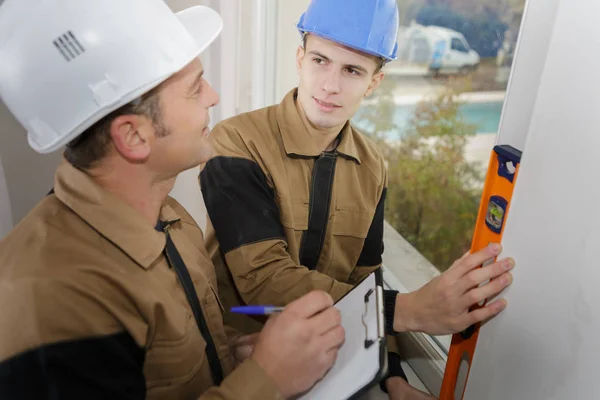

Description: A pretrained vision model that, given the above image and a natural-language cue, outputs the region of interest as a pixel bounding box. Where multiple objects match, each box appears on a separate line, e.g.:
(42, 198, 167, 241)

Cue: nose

(321, 68, 341, 95)
(205, 79, 220, 108)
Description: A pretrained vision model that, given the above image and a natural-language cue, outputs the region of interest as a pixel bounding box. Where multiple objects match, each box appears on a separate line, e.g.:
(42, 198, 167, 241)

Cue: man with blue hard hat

(201, 0, 514, 398)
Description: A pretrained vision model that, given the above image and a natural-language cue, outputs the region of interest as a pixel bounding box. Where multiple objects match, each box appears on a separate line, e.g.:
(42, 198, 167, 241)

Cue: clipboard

(298, 268, 388, 399)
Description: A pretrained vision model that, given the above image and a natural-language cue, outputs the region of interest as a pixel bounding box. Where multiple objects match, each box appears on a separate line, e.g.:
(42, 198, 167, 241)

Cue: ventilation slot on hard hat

(53, 31, 85, 62)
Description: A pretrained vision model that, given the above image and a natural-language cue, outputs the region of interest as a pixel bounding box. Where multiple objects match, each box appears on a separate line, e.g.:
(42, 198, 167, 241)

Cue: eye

(345, 67, 361, 76)
(191, 79, 204, 97)
(313, 57, 326, 65)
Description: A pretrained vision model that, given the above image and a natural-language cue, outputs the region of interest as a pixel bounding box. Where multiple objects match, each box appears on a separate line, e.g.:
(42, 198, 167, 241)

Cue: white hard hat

(0, 0, 223, 154)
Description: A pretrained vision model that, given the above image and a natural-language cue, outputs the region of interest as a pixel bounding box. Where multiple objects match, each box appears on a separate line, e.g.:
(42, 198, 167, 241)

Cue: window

(451, 37, 469, 52)
(352, 0, 526, 391)
(354, 0, 526, 274)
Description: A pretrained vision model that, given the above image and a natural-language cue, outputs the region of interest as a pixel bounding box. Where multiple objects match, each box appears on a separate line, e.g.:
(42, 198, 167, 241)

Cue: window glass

(353, 0, 526, 274)
(451, 37, 468, 52)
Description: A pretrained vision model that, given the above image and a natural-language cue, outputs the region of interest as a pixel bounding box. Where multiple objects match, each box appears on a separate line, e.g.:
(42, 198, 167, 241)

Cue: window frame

(382, 267, 447, 395)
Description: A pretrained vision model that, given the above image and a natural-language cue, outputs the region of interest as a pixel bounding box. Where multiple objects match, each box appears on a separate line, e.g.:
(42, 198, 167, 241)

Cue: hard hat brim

(176, 6, 223, 61)
(300, 29, 396, 61)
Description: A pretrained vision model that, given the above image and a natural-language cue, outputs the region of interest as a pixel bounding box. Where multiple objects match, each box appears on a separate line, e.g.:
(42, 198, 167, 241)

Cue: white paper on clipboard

(298, 269, 388, 400)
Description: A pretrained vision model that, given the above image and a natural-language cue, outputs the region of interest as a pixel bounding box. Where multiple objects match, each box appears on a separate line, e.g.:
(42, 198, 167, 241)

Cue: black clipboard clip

(361, 285, 385, 349)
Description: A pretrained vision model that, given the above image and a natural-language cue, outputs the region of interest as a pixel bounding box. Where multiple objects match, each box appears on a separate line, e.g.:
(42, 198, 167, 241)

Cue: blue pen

(230, 305, 285, 315)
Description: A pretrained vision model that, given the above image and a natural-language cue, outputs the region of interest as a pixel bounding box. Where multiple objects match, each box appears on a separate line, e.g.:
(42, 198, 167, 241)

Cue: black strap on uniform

(299, 152, 338, 270)
(159, 221, 224, 386)
(44, 190, 224, 385)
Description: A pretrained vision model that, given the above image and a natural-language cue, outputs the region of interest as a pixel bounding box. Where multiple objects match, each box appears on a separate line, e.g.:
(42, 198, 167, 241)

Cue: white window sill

(382, 222, 441, 293)
(381, 221, 452, 396)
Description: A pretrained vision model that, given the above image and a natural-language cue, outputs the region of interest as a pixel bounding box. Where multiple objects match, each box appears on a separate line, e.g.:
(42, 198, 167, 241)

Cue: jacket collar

(54, 160, 180, 269)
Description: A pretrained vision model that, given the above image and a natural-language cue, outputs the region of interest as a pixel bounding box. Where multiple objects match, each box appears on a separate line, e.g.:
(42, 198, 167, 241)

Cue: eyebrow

(187, 70, 205, 95)
(307, 50, 369, 74)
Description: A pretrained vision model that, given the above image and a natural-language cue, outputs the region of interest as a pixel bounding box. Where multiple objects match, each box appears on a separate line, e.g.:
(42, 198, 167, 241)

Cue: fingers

(286, 290, 334, 318)
(312, 327, 344, 379)
(234, 333, 260, 347)
(318, 347, 339, 377)
(460, 299, 507, 330)
(459, 272, 513, 309)
(450, 243, 503, 278)
(309, 306, 342, 335)
(319, 325, 345, 352)
(234, 344, 254, 363)
(457, 257, 515, 294)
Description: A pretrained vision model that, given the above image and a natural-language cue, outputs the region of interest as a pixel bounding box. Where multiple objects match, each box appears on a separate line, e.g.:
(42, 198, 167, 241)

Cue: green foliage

(359, 83, 484, 271)
(353, 79, 399, 148)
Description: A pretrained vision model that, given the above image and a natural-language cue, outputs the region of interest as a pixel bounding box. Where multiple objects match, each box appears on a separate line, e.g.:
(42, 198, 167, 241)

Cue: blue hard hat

(297, 0, 400, 61)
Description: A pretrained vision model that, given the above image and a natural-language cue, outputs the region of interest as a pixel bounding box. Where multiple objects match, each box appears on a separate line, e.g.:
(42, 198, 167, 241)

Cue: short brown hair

(302, 35, 385, 74)
(64, 88, 165, 171)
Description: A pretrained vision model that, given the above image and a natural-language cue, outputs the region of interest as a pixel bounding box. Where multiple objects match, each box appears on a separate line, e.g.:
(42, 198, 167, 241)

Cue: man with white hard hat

(0, 1, 344, 398)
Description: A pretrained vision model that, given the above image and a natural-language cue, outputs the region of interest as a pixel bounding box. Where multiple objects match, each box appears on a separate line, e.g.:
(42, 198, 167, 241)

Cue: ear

(109, 114, 152, 162)
(296, 45, 306, 74)
(365, 71, 385, 98)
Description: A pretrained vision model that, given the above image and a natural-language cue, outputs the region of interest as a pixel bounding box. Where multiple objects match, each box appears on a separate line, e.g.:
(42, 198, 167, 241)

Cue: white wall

(274, 0, 309, 103)
(463, 0, 600, 398)
(0, 100, 62, 239)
